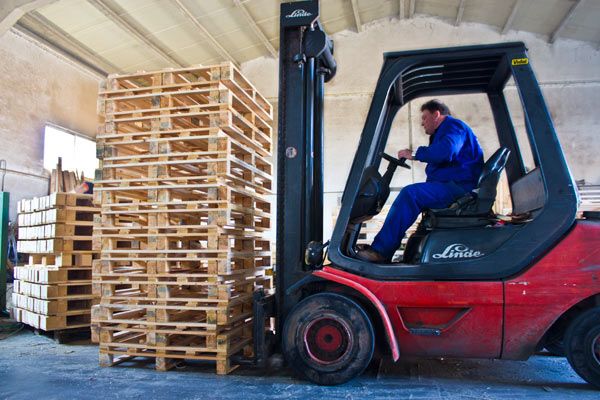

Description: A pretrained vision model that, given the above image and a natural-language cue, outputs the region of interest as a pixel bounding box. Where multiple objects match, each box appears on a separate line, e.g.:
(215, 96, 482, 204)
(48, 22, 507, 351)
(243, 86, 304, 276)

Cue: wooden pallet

(19, 221, 94, 240)
(13, 280, 94, 299)
(18, 193, 94, 213)
(13, 265, 92, 284)
(99, 62, 272, 121)
(97, 321, 253, 374)
(95, 146, 272, 195)
(578, 185, 600, 213)
(12, 307, 91, 331)
(33, 326, 92, 344)
(17, 238, 95, 253)
(102, 84, 272, 135)
(28, 253, 94, 267)
(18, 206, 98, 227)
(12, 293, 97, 315)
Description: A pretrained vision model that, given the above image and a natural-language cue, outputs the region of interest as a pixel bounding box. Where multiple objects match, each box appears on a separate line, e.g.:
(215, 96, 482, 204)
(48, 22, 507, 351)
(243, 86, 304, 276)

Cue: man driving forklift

(357, 99, 485, 263)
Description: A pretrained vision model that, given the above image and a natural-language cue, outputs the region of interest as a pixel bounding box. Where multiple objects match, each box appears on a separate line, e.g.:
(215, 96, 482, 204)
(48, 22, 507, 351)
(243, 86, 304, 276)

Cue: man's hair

(420, 99, 451, 116)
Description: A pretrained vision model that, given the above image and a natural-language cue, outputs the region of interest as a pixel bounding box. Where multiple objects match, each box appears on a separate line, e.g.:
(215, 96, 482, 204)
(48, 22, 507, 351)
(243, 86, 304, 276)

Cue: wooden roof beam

(16, 11, 123, 76)
(550, 0, 585, 44)
(502, 0, 522, 35)
(350, 0, 362, 32)
(233, 0, 276, 58)
(455, 0, 466, 26)
(87, 0, 183, 67)
(171, 0, 239, 68)
(0, 0, 57, 36)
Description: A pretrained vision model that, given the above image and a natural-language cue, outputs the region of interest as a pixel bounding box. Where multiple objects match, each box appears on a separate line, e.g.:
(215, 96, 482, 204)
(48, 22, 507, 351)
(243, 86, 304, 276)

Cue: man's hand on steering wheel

(398, 149, 414, 160)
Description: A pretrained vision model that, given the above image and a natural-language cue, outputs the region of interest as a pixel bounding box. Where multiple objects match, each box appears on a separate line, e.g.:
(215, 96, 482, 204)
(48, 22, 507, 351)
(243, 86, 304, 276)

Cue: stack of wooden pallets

(578, 184, 600, 214)
(12, 193, 98, 333)
(92, 62, 273, 374)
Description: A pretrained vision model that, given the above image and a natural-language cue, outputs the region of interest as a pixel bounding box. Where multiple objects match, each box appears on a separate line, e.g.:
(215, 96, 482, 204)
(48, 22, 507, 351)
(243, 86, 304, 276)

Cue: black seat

(423, 147, 511, 229)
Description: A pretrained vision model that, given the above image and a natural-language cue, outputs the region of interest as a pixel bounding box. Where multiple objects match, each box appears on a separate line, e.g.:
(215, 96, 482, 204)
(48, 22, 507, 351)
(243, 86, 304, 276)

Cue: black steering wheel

(380, 152, 411, 169)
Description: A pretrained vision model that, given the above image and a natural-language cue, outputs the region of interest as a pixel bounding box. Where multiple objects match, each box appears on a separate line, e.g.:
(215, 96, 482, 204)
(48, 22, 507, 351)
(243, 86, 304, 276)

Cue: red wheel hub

(303, 316, 353, 365)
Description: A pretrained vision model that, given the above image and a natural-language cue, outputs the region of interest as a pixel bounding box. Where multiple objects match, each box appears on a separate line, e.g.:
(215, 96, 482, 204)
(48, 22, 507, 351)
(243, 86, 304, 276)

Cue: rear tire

(282, 292, 375, 385)
(565, 307, 600, 389)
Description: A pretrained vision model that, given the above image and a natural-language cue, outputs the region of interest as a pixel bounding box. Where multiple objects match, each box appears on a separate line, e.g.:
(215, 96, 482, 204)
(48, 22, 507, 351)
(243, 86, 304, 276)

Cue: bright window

(43, 125, 98, 179)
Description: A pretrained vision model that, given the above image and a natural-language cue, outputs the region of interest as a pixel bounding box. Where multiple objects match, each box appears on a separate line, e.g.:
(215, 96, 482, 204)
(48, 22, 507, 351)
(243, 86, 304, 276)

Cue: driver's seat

(422, 147, 510, 229)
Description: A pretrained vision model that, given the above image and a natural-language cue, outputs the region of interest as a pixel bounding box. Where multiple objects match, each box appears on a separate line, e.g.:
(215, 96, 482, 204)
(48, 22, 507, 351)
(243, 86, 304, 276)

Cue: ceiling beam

(232, 0, 276, 58)
(350, 0, 362, 32)
(87, 0, 183, 67)
(455, 0, 466, 26)
(501, 0, 522, 35)
(399, 0, 405, 19)
(409, 0, 416, 18)
(0, 0, 58, 36)
(550, 0, 585, 44)
(14, 11, 122, 77)
(171, 0, 239, 67)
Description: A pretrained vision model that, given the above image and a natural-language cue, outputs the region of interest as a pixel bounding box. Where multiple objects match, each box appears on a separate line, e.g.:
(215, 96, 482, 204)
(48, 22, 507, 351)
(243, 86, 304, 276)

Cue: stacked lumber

(578, 184, 600, 213)
(49, 157, 86, 193)
(93, 62, 273, 374)
(12, 193, 99, 331)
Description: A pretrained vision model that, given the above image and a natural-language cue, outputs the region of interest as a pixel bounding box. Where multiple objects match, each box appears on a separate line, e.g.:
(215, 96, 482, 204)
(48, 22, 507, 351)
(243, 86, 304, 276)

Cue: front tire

(565, 307, 600, 389)
(282, 292, 375, 385)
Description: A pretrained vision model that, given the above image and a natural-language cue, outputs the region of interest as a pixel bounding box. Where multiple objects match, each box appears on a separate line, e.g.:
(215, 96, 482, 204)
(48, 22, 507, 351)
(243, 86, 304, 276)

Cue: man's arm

(414, 130, 466, 163)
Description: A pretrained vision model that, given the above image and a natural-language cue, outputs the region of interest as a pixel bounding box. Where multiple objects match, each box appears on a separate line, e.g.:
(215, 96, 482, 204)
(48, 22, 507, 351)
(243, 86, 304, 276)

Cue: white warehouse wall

(0, 29, 100, 220)
(242, 16, 600, 240)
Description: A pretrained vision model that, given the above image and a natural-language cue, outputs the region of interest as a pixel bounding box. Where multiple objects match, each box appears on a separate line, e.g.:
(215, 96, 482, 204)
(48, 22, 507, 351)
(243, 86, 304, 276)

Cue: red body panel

(318, 267, 503, 358)
(503, 221, 600, 359)
(317, 221, 600, 360)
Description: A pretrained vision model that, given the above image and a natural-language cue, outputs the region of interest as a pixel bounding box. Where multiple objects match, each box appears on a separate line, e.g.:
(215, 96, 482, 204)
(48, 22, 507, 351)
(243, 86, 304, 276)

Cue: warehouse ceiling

(3, 0, 600, 76)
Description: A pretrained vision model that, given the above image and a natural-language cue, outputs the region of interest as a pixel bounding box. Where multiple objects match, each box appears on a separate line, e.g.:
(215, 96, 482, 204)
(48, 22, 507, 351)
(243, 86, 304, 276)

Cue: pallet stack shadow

(12, 193, 98, 332)
(93, 62, 273, 374)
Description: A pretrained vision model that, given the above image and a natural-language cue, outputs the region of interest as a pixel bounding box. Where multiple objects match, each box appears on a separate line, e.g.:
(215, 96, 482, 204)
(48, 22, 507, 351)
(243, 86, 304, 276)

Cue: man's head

(420, 99, 451, 135)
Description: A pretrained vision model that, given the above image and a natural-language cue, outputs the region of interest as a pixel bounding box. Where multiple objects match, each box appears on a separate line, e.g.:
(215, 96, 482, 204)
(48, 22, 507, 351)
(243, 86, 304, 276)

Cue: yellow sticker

(511, 58, 529, 66)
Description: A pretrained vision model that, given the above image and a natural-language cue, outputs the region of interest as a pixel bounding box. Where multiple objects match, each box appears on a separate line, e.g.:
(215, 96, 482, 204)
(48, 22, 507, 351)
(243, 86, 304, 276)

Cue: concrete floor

(0, 327, 599, 400)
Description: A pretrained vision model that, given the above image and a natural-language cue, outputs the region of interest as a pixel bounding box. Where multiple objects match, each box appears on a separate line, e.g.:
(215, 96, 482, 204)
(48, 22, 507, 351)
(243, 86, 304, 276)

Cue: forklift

(248, 0, 600, 387)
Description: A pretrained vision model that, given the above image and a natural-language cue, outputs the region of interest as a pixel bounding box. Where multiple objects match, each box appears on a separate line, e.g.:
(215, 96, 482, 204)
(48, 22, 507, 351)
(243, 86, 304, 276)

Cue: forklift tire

(282, 292, 375, 385)
(545, 341, 565, 357)
(565, 307, 600, 389)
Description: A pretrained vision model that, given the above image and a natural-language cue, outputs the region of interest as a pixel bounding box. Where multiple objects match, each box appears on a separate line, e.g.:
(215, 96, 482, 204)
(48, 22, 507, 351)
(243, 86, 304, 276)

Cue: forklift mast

(276, 0, 336, 330)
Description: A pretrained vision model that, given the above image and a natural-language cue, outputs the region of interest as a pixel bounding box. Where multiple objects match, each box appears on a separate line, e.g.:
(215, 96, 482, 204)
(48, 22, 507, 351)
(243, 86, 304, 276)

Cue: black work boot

(356, 245, 389, 263)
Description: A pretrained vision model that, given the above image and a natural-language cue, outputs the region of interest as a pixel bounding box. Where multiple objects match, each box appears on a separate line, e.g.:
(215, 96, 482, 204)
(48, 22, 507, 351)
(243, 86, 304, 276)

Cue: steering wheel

(380, 152, 411, 169)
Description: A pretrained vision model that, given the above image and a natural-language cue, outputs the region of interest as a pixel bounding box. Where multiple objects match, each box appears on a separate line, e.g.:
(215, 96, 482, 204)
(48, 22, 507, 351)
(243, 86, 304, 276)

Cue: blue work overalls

(371, 115, 484, 260)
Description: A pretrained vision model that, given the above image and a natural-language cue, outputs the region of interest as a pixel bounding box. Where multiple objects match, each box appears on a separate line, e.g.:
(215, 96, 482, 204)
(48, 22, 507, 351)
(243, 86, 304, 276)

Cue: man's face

(421, 109, 439, 135)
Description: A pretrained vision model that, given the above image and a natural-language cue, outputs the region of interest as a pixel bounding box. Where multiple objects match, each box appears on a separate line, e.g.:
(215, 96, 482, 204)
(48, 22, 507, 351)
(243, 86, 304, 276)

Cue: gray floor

(0, 326, 598, 400)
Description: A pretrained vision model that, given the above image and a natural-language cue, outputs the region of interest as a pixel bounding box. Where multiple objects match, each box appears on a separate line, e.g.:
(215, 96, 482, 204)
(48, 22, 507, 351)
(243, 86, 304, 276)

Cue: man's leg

(369, 182, 461, 260)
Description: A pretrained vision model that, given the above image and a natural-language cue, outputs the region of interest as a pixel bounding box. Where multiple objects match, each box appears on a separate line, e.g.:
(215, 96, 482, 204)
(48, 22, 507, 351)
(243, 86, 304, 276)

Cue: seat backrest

(475, 147, 510, 210)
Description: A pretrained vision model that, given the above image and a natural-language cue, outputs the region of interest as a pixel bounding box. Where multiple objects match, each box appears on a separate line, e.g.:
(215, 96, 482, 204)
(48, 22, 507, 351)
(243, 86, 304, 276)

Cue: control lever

(380, 152, 411, 169)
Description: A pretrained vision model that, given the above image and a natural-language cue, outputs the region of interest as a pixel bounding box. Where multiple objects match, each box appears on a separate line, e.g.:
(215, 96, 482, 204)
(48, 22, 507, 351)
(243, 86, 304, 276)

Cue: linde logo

(432, 243, 484, 259)
(286, 9, 312, 18)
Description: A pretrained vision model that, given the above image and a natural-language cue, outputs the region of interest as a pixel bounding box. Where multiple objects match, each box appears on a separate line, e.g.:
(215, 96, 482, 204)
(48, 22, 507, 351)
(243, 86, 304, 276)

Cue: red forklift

(245, 0, 600, 387)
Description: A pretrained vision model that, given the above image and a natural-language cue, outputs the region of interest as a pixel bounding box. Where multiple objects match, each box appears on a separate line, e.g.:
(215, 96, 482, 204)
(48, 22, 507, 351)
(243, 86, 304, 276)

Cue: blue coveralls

(371, 115, 484, 260)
